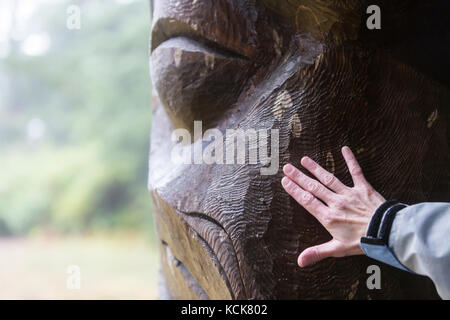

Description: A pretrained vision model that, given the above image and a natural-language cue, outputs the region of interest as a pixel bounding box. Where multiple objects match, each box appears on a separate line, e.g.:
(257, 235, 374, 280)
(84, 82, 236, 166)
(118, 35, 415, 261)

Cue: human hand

(281, 146, 386, 267)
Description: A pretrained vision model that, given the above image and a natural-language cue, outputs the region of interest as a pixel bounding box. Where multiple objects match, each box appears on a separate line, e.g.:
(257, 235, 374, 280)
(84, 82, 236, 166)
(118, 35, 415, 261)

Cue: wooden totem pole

(149, 0, 449, 299)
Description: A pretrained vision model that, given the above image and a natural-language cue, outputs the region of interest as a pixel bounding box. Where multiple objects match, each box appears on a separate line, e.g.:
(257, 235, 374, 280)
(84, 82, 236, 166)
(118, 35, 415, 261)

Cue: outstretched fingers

(281, 177, 329, 224)
(341, 146, 368, 187)
(300, 156, 347, 194)
(283, 164, 336, 204)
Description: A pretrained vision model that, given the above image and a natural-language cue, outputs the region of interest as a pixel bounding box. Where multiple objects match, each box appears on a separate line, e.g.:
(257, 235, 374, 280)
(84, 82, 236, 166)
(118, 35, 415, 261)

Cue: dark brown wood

(149, 0, 449, 299)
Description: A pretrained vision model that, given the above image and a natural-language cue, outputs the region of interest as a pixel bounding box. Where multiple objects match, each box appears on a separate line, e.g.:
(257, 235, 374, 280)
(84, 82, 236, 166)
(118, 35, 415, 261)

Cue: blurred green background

(0, 0, 158, 299)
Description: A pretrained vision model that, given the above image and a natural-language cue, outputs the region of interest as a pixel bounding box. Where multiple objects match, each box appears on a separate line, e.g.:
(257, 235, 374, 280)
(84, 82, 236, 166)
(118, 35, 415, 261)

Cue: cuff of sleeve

(365, 199, 399, 238)
(361, 201, 412, 273)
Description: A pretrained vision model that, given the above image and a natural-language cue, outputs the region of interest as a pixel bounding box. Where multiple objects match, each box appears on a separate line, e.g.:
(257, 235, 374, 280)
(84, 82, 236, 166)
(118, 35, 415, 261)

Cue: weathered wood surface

(149, 0, 449, 299)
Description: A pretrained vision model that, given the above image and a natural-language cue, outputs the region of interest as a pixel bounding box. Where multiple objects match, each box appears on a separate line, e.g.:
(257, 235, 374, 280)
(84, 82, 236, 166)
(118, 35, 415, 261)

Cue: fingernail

(298, 255, 306, 268)
(283, 164, 294, 174)
(301, 157, 312, 166)
(300, 255, 313, 267)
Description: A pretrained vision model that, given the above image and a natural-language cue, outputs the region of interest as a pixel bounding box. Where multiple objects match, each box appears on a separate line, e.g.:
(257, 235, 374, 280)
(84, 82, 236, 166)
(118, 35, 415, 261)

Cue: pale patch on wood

(356, 147, 364, 154)
(166, 245, 175, 275)
(173, 48, 183, 67)
(347, 279, 359, 300)
(273, 29, 282, 56)
(289, 114, 302, 138)
(272, 90, 293, 121)
(294, 1, 359, 41)
(205, 54, 215, 69)
(427, 109, 438, 128)
(295, 5, 322, 38)
(314, 53, 324, 72)
(300, 68, 308, 78)
(326, 151, 335, 174)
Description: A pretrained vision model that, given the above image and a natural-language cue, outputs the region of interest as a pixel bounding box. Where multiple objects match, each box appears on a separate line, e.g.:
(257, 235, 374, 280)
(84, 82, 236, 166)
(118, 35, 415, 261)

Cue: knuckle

(306, 181, 319, 193)
(291, 184, 301, 197)
(311, 166, 320, 176)
(284, 181, 294, 192)
(301, 191, 314, 206)
(287, 182, 299, 196)
(289, 166, 300, 179)
(312, 247, 321, 262)
(322, 173, 335, 186)
(350, 165, 362, 176)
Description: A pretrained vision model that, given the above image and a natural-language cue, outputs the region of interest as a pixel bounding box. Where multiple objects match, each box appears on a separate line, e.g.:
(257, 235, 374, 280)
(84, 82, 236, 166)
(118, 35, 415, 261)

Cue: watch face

(149, 0, 448, 299)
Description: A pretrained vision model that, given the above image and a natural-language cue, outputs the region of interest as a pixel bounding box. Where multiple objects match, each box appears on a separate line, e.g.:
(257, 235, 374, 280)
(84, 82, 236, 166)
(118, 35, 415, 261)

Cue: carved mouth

(152, 191, 247, 300)
(176, 209, 248, 299)
(161, 240, 210, 299)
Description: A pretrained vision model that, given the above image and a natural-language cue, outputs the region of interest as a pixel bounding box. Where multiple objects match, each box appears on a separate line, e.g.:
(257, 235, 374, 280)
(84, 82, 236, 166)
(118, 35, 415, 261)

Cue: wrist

(360, 200, 412, 272)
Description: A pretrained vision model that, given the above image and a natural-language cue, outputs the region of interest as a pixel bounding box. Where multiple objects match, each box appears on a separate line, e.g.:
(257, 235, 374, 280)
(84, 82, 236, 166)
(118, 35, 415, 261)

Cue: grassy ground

(0, 234, 159, 299)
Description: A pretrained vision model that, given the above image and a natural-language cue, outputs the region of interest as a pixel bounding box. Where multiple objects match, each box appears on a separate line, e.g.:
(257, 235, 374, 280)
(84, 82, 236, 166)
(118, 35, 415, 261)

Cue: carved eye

(150, 19, 256, 134)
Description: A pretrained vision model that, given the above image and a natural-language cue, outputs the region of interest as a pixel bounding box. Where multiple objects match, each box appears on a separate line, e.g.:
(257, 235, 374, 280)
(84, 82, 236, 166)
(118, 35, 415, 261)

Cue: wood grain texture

(149, 0, 449, 299)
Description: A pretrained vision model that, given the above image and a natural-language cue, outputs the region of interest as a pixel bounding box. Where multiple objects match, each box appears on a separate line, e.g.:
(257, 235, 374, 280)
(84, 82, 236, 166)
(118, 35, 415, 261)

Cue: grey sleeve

(389, 202, 450, 299)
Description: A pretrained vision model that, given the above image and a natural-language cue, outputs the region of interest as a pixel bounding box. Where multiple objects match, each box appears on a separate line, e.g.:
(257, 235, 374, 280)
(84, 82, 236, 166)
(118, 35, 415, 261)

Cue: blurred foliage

(0, 1, 154, 236)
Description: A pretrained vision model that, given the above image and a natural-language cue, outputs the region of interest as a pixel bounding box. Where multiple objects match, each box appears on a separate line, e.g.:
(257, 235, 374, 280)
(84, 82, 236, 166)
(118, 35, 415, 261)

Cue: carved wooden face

(149, 0, 448, 299)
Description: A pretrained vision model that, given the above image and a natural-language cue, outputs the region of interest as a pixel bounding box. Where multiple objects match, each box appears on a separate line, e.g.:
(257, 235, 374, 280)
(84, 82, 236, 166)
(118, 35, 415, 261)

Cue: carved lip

(152, 190, 246, 299)
(151, 17, 252, 61)
(177, 209, 248, 299)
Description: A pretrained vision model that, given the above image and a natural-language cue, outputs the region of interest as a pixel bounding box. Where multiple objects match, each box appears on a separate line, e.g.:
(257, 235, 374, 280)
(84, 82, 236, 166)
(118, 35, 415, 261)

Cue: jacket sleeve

(361, 201, 450, 299)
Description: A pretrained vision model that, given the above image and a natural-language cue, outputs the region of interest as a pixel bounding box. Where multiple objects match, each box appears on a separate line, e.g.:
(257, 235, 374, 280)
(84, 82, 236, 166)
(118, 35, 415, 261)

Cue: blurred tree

(0, 0, 153, 236)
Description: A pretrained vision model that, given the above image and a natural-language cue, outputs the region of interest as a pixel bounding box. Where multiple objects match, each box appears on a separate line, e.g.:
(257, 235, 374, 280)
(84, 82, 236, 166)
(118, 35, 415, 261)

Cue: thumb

(298, 240, 341, 267)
